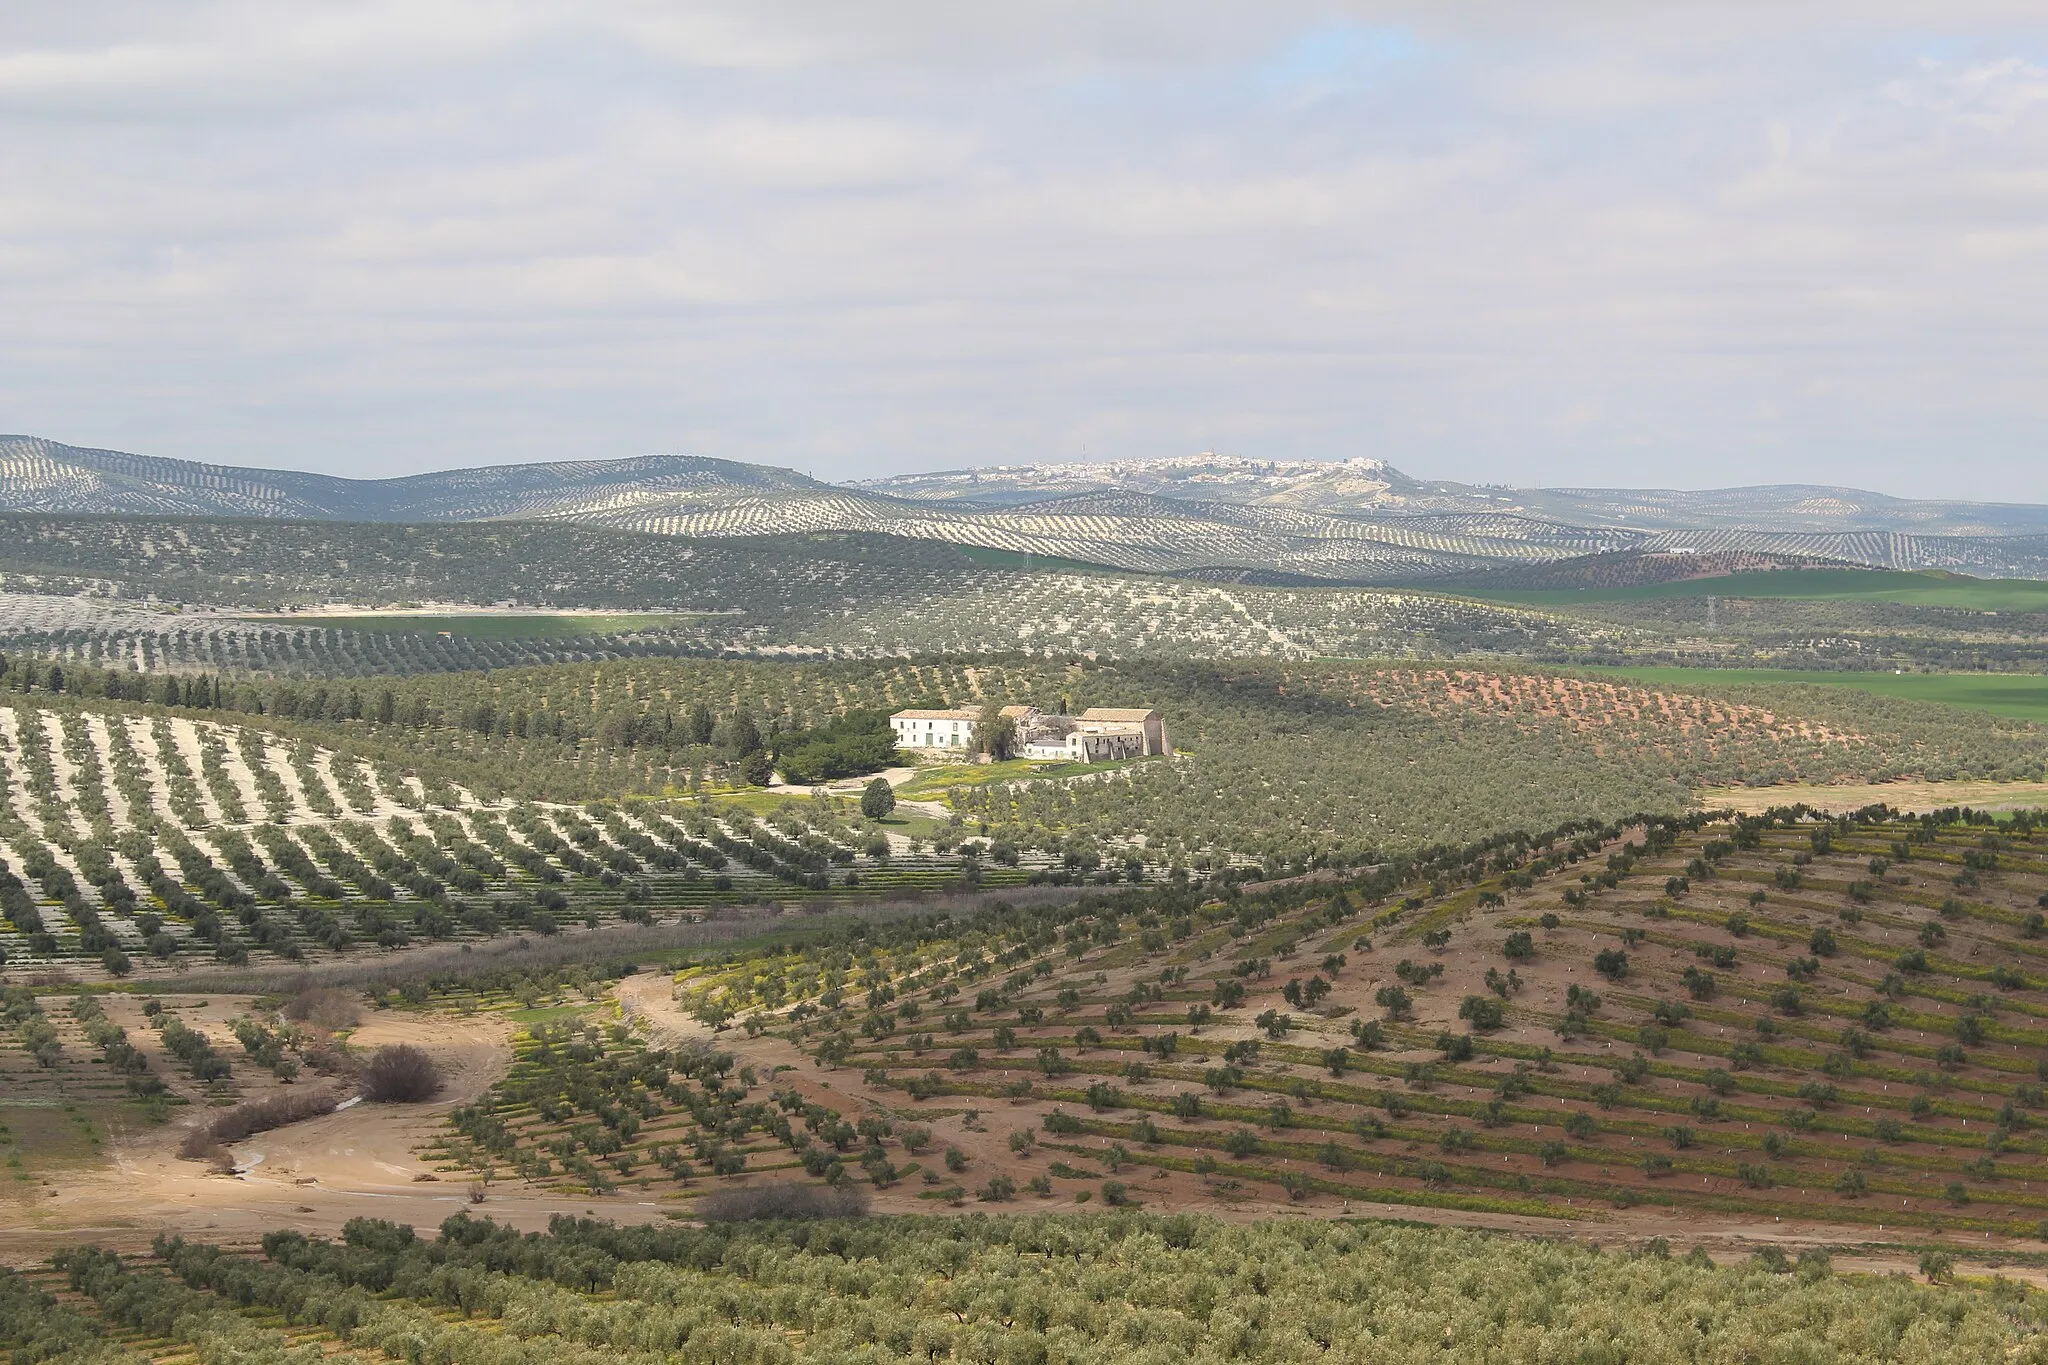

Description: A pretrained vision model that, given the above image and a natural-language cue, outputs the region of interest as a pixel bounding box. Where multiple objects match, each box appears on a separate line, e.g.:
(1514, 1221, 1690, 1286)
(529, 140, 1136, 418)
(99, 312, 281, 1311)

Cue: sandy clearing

(822, 766, 917, 794)
(0, 1006, 650, 1262)
(229, 1012, 504, 1185)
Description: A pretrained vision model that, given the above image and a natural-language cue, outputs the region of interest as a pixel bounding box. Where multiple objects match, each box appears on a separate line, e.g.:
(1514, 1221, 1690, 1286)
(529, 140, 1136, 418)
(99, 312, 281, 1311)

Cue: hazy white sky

(3, 3, 2047, 496)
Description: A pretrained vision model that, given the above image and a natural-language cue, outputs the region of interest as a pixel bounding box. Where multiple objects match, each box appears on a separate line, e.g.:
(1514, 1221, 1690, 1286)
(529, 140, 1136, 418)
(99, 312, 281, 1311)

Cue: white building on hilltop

(891, 703, 1170, 762)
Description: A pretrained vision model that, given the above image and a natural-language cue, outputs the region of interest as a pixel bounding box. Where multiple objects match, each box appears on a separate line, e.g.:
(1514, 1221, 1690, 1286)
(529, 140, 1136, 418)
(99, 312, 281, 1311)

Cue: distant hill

(7, 435, 2048, 582)
(0, 437, 1630, 579)
(0, 435, 819, 521)
(858, 453, 2048, 536)
(855, 454, 1450, 512)
(1507, 484, 2048, 537)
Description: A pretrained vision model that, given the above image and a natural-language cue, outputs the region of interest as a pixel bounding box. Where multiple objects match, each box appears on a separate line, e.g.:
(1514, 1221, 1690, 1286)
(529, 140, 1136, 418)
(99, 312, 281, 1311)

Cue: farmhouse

(890, 704, 1171, 761)
(889, 707, 979, 750)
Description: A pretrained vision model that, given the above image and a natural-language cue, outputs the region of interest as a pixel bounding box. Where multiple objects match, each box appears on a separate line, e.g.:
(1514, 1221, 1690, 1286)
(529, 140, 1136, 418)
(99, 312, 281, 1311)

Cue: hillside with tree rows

(2, 649, 2047, 978)
(522, 804, 2048, 1246)
(9, 1210, 2042, 1364)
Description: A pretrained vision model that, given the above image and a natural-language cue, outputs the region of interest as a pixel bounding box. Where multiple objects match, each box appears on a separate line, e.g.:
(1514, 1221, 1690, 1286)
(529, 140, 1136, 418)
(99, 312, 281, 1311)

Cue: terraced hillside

(19, 556, 2048, 676)
(13, 516, 2048, 677)
(549, 804, 2048, 1244)
(1625, 530, 2048, 581)
(11, 511, 2048, 678)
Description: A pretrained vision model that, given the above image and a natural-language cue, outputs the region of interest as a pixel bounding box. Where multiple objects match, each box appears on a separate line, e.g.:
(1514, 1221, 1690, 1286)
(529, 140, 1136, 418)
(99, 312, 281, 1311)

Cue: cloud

(1, 4, 2047, 499)
(1880, 55, 2048, 146)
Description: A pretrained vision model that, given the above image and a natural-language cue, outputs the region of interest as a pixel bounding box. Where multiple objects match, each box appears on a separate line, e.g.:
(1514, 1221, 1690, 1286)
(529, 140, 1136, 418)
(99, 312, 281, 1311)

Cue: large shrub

(283, 987, 363, 1030)
(360, 1044, 443, 1103)
(177, 1088, 343, 1161)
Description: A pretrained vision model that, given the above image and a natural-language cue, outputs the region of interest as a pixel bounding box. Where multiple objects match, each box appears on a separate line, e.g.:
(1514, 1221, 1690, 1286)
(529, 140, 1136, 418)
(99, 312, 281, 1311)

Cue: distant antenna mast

(1706, 595, 1718, 631)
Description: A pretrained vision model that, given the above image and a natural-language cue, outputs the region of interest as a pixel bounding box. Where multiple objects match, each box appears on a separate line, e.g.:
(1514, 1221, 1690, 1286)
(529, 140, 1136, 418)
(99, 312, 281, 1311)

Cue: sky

(3, 3, 2047, 498)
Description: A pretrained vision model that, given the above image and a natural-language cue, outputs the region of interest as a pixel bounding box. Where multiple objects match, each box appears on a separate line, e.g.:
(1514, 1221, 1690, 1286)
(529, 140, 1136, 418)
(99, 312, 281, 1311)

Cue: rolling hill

(860, 453, 2048, 537)
(0, 435, 818, 521)
(8, 435, 2048, 582)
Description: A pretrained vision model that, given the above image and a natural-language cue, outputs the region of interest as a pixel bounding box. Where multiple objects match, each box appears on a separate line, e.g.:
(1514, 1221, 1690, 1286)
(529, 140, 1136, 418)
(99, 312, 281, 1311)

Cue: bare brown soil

(546, 814, 2048, 1288)
(611, 964, 2037, 1285)
(1330, 667, 1856, 746)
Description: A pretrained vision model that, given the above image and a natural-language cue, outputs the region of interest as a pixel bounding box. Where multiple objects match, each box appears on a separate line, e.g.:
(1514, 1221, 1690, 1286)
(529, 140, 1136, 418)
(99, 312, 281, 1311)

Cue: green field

(239, 612, 680, 639)
(1581, 664, 2048, 723)
(1464, 568, 2048, 611)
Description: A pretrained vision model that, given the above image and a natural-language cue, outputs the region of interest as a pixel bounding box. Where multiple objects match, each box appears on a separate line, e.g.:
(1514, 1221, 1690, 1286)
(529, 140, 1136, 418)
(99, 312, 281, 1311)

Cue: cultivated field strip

(0, 592, 722, 677)
(621, 807, 2048, 1239)
(552, 490, 1617, 580)
(556, 490, 2048, 580)
(531, 488, 2048, 581)
(1635, 529, 2048, 580)
(0, 574, 1620, 670)
(14, 1210, 2040, 1365)
(0, 701, 1038, 971)
(810, 575, 1617, 660)
(1347, 668, 1858, 745)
